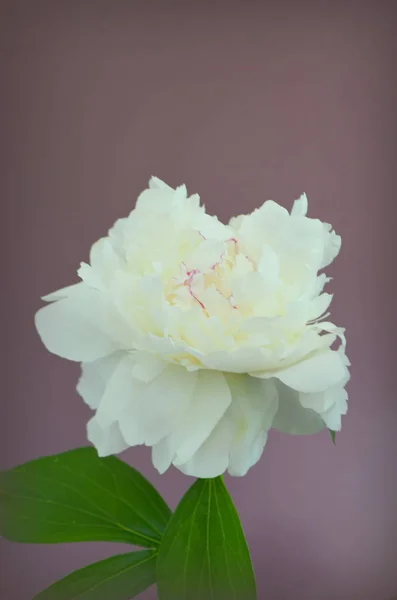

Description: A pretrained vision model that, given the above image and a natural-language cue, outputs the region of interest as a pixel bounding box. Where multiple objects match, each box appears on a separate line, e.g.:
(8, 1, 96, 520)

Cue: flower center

(165, 237, 253, 316)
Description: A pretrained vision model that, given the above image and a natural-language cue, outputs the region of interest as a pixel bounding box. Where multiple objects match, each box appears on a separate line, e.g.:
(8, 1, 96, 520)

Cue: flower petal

(316, 387, 348, 431)
(177, 413, 234, 478)
(272, 381, 325, 435)
(95, 354, 145, 431)
(275, 349, 348, 393)
(77, 352, 125, 409)
(35, 293, 123, 362)
(149, 176, 174, 191)
(227, 375, 278, 476)
(202, 347, 270, 374)
(138, 365, 198, 446)
(118, 364, 197, 448)
(167, 370, 232, 468)
(87, 417, 129, 457)
(321, 224, 341, 268)
(41, 282, 87, 302)
(291, 193, 308, 216)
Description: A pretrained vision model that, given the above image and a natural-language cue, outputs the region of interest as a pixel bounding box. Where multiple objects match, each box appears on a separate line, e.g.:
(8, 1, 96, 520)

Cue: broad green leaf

(329, 430, 336, 445)
(156, 476, 257, 600)
(34, 550, 157, 600)
(0, 447, 171, 548)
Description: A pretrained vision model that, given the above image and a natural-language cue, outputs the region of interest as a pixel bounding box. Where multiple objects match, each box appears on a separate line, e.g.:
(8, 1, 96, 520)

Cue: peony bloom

(35, 178, 350, 478)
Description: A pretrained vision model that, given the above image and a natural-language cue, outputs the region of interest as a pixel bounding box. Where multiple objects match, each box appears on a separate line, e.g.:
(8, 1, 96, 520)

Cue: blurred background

(1, 1, 396, 598)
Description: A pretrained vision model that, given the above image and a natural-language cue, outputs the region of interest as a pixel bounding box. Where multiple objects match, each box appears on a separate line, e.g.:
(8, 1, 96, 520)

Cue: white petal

(202, 347, 270, 374)
(185, 239, 225, 272)
(120, 364, 197, 448)
(276, 217, 325, 283)
(272, 381, 325, 434)
(77, 262, 103, 289)
(318, 387, 348, 430)
(194, 212, 233, 241)
(35, 293, 121, 362)
(139, 365, 198, 446)
(275, 349, 348, 393)
(41, 282, 87, 302)
(177, 413, 234, 478)
(170, 370, 232, 467)
(227, 375, 278, 476)
(154, 374, 278, 478)
(257, 245, 279, 284)
(308, 293, 333, 321)
(79, 237, 123, 290)
(87, 417, 128, 457)
(321, 225, 341, 268)
(149, 176, 174, 191)
(291, 193, 308, 216)
(77, 352, 124, 409)
(151, 438, 176, 475)
(130, 353, 167, 382)
(236, 200, 289, 260)
(95, 354, 144, 430)
(135, 188, 179, 214)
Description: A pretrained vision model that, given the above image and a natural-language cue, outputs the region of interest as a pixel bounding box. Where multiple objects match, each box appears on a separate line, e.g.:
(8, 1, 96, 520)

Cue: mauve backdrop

(1, 1, 396, 599)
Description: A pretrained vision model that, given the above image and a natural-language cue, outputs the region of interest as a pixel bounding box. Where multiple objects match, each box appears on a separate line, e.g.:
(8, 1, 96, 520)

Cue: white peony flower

(35, 177, 350, 478)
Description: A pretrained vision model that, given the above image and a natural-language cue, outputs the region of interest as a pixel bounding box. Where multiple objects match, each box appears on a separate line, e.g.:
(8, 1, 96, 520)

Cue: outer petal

(158, 374, 279, 478)
(135, 365, 197, 446)
(226, 375, 278, 476)
(116, 363, 197, 448)
(291, 193, 308, 216)
(177, 414, 234, 478)
(232, 200, 290, 261)
(275, 349, 348, 393)
(78, 237, 124, 291)
(149, 176, 174, 191)
(41, 282, 87, 302)
(95, 354, 145, 431)
(87, 417, 129, 457)
(321, 224, 341, 268)
(170, 370, 231, 464)
(300, 386, 348, 431)
(77, 352, 125, 409)
(313, 386, 348, 431)
(35, 292, 124, 362)
(272, 381, 326, 435)
(152, 370, 232, 473)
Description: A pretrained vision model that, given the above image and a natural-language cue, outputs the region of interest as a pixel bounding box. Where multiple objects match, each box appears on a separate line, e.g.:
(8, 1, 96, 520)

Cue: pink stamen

(182, 265, 206, 310)
(210, 251, 226, 271)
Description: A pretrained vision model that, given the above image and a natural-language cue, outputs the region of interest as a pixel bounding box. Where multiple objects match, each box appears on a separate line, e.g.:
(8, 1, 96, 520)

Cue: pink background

(1, 1, 396, 599)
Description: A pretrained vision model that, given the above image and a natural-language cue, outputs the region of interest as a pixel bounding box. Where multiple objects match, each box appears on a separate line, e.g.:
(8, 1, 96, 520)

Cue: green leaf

(0, 447, 171, 548)
(156, 476, 257, 600)
(329, 430, 336, 445)
(34, 549, 157, 600)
